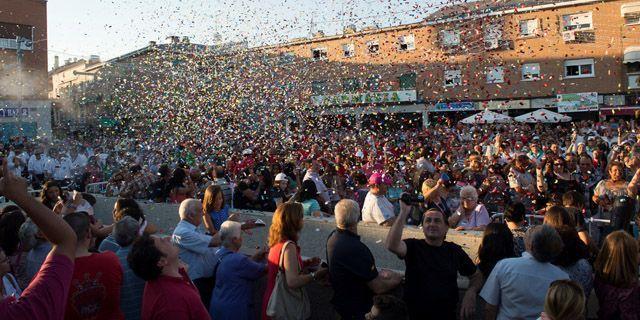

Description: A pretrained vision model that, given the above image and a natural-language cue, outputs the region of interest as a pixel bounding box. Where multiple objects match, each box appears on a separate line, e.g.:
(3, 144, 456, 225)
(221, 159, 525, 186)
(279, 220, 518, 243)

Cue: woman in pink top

(261, 202, 328, 320)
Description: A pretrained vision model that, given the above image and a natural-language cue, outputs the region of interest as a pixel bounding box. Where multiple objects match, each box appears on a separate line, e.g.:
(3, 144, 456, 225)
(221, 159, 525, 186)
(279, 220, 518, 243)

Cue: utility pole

(16, 36, 26, 140)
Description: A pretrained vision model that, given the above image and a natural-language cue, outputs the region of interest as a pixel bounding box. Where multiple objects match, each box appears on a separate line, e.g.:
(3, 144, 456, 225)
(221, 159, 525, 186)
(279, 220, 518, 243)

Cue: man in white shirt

(68, 147, 88, 178)
(28, 147, 48, 188)
(45, 149, 72, 185)
(303, 159, 329, 205)
(361, 172, 396, 226)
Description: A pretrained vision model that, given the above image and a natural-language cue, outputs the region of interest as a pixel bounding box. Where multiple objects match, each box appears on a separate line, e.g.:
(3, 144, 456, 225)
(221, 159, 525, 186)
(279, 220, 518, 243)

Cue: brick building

(246, 0, 640, 127)
(0, 0, 51, 140)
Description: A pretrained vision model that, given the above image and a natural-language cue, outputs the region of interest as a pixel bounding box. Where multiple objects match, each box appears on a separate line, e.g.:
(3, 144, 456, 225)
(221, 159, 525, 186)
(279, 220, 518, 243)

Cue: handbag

(266, 241, 311, 320)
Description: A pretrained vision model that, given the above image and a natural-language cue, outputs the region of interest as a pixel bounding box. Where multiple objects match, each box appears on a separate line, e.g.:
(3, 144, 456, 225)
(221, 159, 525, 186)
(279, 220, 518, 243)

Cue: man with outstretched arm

(385, 200, 483, 320)
(0, 159, 78, 320)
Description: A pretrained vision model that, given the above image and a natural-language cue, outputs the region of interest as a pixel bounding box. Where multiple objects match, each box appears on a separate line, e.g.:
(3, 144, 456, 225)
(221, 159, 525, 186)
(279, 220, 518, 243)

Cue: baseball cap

(242, 148, 253, 156)
(368, 172, 392, 186)
(274, 173, 288, 182)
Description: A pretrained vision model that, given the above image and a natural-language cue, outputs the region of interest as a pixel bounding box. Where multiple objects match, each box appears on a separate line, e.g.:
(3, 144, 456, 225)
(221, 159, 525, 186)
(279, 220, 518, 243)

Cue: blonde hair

(543, 280, 585, 320)
(421, 179, 437, 196)
(268, 202, 304, 247)
(594, 231, 639, 288)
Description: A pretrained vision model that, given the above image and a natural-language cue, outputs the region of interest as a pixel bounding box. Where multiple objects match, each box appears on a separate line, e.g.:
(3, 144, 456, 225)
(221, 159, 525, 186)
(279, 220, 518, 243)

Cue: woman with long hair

(202, 185, 230, 235)
(550, 226, 593, 301)
(167, 167, 195, 204)
(39, 181, 61, 210)
(540, 280, 586, 320)
(476, 223, 516, 278)
(593, 231, 640, 319)
(261, 203, 327, 319)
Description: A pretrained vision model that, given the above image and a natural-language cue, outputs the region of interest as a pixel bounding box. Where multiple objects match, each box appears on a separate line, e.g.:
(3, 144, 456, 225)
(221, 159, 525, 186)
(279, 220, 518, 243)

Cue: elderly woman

(210, 221, 267, 320)
(448, 185, 490, 231)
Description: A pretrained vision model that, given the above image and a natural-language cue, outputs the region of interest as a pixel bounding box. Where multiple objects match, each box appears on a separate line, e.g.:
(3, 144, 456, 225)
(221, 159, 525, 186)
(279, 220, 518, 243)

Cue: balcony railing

(0, 38, 33, 51)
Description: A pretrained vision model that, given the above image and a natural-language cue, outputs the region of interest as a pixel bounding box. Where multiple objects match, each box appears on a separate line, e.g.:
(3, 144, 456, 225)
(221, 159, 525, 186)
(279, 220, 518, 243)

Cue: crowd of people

(0, 118, 639, 319)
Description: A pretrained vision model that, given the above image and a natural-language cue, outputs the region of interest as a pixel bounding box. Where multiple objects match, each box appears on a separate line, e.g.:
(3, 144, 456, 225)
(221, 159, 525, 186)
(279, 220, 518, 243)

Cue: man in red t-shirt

(63, 212, 124, 320)
(128, 234, 210, 320)
(0, 159, 78, 320)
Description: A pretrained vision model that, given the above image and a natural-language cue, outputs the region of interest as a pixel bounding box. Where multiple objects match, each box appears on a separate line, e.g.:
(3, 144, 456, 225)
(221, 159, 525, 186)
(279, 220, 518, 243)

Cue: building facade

(249, 0, 640, 126)
(0, 0, 51, 140)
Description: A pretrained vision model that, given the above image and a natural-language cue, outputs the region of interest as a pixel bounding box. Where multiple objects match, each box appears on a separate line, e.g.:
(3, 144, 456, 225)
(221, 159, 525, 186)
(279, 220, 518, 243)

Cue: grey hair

(335, 199, 360, 229)
(179, 198, 201, 220)
(113, 216, 140, 247)
(525, 225, 563, 263)
(220, 221, 242, 247)
(460, 185, 478, 200)
(19, 218, 39, 250)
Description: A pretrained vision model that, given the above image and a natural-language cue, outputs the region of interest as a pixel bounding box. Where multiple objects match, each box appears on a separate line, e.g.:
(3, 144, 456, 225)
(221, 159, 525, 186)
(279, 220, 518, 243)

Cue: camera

(400, 193, 425, 205)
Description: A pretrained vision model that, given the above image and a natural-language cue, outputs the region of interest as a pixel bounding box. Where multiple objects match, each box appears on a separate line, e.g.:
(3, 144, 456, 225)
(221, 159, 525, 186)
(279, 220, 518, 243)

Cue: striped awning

(624, 47, 640, 64)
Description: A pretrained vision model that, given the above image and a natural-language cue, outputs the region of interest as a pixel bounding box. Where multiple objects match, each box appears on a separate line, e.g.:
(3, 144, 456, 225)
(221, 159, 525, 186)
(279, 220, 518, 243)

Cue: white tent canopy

(459, 109, 512, 124)
(515, 109, 572, 123)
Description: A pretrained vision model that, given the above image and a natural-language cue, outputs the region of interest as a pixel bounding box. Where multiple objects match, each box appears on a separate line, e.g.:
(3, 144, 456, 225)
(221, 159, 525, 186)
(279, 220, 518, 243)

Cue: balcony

(562, 30, 596, 44)
(0, 38, 33, 51)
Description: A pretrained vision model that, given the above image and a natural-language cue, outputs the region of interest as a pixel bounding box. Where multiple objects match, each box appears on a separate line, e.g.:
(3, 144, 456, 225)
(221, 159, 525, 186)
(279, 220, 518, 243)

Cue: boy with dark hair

(128, 234, 210, 320)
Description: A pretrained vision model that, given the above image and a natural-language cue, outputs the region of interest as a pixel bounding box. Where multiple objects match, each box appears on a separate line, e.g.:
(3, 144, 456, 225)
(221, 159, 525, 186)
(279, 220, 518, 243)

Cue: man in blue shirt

(480, 225, 569, 320)
(113, 216, 145, 320)
(209, 221, 267, 320)
(172, 199, 221, 309)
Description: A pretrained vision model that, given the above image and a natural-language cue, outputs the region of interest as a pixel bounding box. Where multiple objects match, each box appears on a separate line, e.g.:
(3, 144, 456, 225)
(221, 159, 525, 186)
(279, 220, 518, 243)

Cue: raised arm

(0, 160, 76, 260)
(385, 201, 410, 258)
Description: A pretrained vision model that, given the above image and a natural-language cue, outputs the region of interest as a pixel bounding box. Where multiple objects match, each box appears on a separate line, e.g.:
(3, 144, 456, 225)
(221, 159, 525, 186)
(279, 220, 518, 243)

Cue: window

(522, 63, 541, 81)
(486, 66, 504, 84)
(440, 30, 460, 47)
(366, 75, 381, 91)
(311, 47, 327, 61)
(398, 72, 417, 90)
(311, 80, 327, 95)
(519, 19, 540, 37)
(444, 69, 462, 87)
(561, 12, 593, 31)
(342, 43, 355, 58)
(342, 78, 360, 92)
(398, 34, 415, 51)
(622, 3, 640, 25)
(484, 23, 503, 49)
(564, 59, 595, 78)
(366, 41, 380, 55)
(279, 52, 295, 64)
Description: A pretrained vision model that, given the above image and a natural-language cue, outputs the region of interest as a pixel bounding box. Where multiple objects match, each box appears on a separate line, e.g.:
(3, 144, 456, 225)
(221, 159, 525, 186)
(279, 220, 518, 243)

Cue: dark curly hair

(127, 234, 165, 281)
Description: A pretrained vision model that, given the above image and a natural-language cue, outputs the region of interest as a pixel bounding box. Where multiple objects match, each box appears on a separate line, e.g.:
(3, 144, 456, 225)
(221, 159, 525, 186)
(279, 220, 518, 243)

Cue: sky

(46, 0, 450, 69)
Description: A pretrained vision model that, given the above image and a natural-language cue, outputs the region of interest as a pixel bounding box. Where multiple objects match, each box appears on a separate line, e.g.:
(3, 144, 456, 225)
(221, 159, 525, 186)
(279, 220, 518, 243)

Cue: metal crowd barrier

(85, 182, 108, 194)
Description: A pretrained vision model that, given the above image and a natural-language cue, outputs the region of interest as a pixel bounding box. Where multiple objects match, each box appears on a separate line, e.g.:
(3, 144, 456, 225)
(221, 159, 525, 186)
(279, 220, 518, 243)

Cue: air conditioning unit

(484, 38, 499, 50)
(562, 31, 575, 42)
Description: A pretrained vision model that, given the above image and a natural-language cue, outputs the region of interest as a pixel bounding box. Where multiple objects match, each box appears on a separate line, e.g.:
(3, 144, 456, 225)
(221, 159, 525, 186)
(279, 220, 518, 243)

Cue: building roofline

(424, 0, 603, 25)
(48, 59, 87, 75)
(255, 22, 425, 51)
(253, 0, 604, 51)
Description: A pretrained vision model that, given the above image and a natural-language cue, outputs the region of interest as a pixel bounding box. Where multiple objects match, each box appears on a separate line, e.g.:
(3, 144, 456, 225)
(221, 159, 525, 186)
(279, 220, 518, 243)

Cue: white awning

(622, 2, 640, 17)
(624, 47, 640, 64)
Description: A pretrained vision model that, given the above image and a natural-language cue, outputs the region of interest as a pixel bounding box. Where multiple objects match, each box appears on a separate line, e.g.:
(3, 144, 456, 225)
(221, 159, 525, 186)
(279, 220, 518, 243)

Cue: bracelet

(310, 271, 316, 281)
